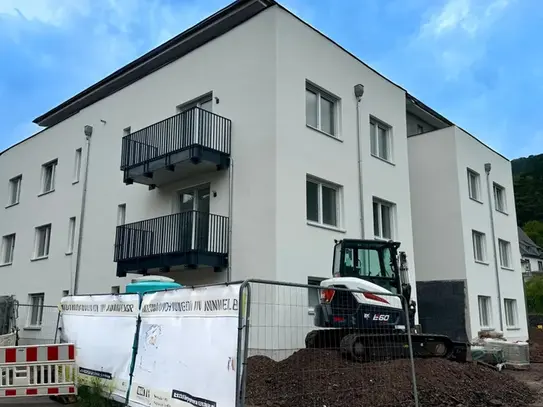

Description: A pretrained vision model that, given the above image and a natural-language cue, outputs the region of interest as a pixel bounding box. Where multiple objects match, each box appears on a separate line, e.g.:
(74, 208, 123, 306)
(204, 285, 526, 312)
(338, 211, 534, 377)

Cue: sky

(0, 0, 541, 159)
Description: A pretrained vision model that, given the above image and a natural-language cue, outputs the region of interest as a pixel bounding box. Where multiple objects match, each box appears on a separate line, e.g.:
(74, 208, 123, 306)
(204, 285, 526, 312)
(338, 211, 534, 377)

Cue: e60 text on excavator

(305, 239, 469, 363)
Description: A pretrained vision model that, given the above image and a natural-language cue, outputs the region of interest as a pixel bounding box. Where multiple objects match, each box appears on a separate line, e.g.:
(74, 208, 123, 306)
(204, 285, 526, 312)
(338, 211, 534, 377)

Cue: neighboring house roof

(518, 226, 543, 259)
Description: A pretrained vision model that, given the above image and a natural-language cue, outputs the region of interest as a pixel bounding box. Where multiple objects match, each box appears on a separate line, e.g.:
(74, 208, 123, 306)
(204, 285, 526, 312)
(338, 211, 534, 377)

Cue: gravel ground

(245, 349, 536, 407)
(530, 328, 543, 363)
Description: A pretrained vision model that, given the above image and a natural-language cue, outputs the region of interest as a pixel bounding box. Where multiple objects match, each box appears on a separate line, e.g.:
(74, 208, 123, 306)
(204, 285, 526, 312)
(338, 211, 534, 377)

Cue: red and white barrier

(0, 344, 77, 398)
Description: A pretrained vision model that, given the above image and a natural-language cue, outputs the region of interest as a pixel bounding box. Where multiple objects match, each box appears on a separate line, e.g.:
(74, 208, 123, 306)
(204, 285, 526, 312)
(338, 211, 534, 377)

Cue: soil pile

(529, 327, 543, 363)
(245, 349, 535, 407)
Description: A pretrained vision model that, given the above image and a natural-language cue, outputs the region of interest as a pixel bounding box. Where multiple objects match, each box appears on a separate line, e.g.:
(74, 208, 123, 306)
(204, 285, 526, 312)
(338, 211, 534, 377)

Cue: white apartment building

(0, 0, 526, 346)
(408, 121, 528, 342)
(0, 0, 417, 345)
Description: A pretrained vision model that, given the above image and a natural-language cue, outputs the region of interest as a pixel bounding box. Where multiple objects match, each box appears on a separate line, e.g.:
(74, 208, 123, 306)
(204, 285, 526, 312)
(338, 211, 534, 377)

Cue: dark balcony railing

(120, 107, 232, 171)
(114, 211, 229, 274)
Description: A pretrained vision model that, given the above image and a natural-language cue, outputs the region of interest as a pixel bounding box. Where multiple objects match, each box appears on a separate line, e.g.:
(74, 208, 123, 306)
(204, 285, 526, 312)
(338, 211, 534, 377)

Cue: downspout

(485, 163, 504, 331)
(73, 125, 93, 295)
(227, 158, 234, 282)
(354, 84, 365, 239)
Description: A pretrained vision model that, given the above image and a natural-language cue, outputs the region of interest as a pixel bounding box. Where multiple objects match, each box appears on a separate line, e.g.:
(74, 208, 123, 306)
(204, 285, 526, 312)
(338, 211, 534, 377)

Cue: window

(467, 169, 481, 201)
(504, 299, 518, 328)
(307, 277, 326, 310)
(7, 175, 22, 206)
(370, 118, 392, 162)
(62, 290, 69, 297)
(524, 260, 532, 272)
(1, 234, 15, 265)
(373, 199, 394, 240)
(493, 183, 507, 213)
(306, 177, 341, 227)
(539, 261, 543, 271)
(73, 148, 82, 183)
(498, 239, 512, 269)
(478, 296, 492, 329)
(34, 224, 52, 259)
(66, 217, 76, 254)
(117, 204, 126, 226)
(417, 124, 424, 134)
(40, 160, 57, 194)
(111, 286, 120, 294)
(472, 230, 486, 263)
(305, 82, 338, 136)
(28, 293, 44, 327)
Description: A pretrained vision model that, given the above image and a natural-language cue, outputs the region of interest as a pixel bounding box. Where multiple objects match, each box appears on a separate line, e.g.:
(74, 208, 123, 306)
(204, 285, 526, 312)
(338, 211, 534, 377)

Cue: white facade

(408, 125, 528, 341)
(0, 3, 416, 347)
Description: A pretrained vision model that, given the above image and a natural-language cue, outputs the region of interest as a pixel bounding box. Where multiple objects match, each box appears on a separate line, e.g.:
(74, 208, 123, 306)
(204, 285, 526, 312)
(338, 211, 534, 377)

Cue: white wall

(454, 127, 528, 341)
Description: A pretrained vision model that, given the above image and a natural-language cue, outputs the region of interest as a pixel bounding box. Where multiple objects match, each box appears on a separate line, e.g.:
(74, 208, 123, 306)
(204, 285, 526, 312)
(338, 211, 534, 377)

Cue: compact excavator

(305, 239, 469, 363)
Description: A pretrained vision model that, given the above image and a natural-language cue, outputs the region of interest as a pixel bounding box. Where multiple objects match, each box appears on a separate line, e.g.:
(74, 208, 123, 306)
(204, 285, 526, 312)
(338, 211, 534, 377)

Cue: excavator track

(305, 329, 469, 363)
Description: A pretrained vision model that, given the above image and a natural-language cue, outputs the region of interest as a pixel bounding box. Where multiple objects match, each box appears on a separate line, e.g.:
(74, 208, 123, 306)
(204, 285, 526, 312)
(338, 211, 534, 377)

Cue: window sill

(23, 326, 42, 331)
(370, 154, 395, 166)
(474, 260, 490, 266)
(31, 256, 49, 262)
(501, 266, 515, 272)
(469, 197, 483, 205)
(506, 327, 521, 331)
(5, 202, 19, 209)
(496, 209, 508, 216)
(72, 180, 80, 185)
(38, 189, 55, 197)
(65, 251, 73, 256)
(0, 262, 13, 268)
(480, 327, 495, 332)
(306, 125, 342, 142)
(307, 221, 346, 233)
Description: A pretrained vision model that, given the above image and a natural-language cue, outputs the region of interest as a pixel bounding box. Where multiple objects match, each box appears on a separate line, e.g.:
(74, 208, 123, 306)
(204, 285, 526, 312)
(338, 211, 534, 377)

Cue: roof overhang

(405, 93, 453, 130)
(33, 0, 276, 127)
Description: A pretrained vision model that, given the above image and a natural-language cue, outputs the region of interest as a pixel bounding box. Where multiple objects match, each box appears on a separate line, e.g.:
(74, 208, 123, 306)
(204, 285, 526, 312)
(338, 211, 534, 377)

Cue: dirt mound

(245, 349, 536, 407)
(529, 327, 543, 363)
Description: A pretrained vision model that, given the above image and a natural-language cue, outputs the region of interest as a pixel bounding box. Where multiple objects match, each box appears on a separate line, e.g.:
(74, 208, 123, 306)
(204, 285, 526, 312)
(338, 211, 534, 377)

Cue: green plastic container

(125, 276, 182, 295)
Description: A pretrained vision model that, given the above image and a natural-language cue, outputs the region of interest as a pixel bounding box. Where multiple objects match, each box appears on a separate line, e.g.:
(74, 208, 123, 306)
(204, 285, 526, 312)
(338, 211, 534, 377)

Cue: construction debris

(245, 349, 536, 407)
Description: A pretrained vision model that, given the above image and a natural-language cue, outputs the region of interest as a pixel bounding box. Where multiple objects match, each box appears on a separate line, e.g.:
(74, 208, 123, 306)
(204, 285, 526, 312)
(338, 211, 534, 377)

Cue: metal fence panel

(236, 280, 419, 407)
(16, 304, 60, 345)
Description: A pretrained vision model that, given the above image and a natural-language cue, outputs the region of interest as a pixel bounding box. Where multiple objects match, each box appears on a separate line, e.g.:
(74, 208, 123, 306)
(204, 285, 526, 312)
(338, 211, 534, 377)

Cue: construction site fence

(57, 279, 421, 407)
(15, 304, 61, 346)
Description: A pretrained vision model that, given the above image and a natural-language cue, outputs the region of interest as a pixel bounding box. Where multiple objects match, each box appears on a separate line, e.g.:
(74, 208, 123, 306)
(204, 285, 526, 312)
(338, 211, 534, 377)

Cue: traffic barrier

(0, 343, 77, 398)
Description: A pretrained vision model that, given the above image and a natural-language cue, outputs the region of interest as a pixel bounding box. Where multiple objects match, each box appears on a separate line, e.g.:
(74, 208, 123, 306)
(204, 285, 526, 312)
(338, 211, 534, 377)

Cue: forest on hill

(512, 153, 543, 247)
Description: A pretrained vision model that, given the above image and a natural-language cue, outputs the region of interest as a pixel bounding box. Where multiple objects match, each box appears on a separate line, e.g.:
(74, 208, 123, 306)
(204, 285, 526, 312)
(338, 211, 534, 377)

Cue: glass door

(178, 185, 210, 252)
(179, 96, 212, 147)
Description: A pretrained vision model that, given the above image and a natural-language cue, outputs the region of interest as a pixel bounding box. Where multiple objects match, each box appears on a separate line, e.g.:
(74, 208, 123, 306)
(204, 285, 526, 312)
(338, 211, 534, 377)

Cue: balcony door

(179, 95, 213, 147)
(179, 185, 210, 252)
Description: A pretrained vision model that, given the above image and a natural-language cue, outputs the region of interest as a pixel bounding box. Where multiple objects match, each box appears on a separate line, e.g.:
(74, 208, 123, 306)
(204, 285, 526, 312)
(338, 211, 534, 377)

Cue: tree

(525, 276, 543, 314)
(523, 220, 543, 248)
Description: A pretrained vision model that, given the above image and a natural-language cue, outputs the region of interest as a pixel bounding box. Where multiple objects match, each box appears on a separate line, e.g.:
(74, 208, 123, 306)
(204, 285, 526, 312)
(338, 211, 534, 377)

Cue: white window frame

(66, 217, 76, 255)
(305, 81, 339, 138)
(493, 183, 507, 213)
(73, 148, 82, 184)
(1, 234, 16, 265)
(478, 295, 493, 329)
(27, 293, 45, 328)
(33, 224, 52, 259)
(373, 198, 395, 240)
(467, 169, 481, 202)
(504, 298, 518, 329)
(498, 239, 512, 269)
(370, 117, 393, 163)
(472, 230, 487, 263)
(307, 277, 326, 313)
(306, 176, 342, 229)
(7, 175, 22, 206)
(117, 204, 126, 226)
(40, 159, 57, 195)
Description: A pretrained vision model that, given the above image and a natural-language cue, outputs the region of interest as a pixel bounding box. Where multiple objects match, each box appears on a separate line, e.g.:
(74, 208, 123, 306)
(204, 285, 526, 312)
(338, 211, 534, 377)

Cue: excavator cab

(332, 239, 413, 308)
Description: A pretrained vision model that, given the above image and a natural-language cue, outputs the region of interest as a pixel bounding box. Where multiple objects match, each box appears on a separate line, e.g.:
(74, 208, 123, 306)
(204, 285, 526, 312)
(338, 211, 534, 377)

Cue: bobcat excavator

(305, 239, 469, 362)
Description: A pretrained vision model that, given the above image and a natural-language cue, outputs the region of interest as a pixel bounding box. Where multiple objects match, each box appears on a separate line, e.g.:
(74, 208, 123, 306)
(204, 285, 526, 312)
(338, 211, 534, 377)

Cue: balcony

(114, 211, 229, 277)
(120, 107, 231, 187)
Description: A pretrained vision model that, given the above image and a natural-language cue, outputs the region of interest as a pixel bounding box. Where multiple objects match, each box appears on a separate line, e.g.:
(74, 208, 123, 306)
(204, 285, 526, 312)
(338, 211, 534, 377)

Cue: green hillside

(512, 153, 543, 246)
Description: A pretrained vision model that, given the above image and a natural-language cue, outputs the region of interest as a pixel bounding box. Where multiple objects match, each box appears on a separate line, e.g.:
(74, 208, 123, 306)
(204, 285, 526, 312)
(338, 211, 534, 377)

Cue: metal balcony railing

(114, 211, 229, 262)
(120, 107, 232, 171)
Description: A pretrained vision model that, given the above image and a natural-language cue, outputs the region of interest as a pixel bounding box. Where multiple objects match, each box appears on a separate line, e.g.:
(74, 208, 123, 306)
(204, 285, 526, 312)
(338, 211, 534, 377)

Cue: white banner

(129, 284, 241, 407)
(60, 294, 140, 403)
